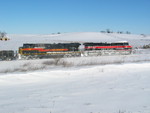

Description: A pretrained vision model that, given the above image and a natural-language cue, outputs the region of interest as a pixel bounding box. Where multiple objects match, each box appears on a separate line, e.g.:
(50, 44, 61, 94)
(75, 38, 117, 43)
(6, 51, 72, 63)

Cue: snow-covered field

(0, 32, 150, 113)
(0, 62, 150, 113)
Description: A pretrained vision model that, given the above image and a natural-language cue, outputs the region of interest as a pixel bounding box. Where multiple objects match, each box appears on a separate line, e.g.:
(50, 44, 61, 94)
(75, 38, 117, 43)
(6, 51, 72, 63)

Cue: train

(0, 41, 132, 60)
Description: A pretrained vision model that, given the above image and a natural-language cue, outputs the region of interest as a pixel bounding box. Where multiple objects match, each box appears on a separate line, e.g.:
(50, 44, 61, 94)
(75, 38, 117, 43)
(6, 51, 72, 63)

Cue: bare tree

(126, 31, 131, 34)
(1, 32, 7, 38)
(106, 29, 111, 33)
(0, 31, 7, 38)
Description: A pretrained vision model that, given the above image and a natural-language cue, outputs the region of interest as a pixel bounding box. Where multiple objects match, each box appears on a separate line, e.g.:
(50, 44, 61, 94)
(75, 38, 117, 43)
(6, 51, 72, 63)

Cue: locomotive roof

(23, 43, 81, 45)
(83, 41, 128, 44)
(22, 43, 81, 48)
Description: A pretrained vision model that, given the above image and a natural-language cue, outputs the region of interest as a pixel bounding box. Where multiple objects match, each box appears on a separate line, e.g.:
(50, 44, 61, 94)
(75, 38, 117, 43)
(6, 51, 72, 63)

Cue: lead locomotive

(19, 43, 81, 59)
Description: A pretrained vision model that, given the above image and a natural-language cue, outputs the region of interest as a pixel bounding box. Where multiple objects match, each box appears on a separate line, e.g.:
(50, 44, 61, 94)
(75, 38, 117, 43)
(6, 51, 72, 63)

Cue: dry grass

(1, 55, 150, 74)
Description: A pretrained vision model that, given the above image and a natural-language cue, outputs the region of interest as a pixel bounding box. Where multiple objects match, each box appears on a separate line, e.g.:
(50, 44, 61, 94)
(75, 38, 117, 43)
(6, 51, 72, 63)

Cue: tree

(106, 29, 111, 33)
(126, 31, 131, 34)
(117, 31, 123, 34)
(100, 31, 106, 33)
(0, 31, 7, 38)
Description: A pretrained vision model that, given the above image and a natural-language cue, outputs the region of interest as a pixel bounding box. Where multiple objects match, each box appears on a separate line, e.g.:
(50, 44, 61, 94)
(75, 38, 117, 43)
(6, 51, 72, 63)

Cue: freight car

(0, 50, 15, 60)
(83, 41, 132, 56)
(18, 43, 81, 59)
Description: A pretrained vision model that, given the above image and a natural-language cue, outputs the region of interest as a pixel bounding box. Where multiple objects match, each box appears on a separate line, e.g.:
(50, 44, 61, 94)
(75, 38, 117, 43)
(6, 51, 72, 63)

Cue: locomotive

(83, 41, 132, 56)
(18, 43, 81, 59)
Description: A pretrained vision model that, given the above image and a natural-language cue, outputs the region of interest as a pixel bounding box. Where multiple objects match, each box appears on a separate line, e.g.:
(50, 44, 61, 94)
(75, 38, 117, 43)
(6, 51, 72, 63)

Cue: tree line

(100, 29, 131, 34)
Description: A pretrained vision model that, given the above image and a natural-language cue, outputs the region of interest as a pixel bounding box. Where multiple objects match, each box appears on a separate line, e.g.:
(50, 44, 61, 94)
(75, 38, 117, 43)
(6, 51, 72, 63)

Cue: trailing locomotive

(19, 43, 81, 59)
(83, 41, 132, 56)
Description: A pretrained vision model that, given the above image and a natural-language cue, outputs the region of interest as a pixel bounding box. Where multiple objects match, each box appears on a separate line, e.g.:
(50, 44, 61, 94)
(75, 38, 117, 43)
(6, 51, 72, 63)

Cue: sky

(0, 0, 150, 34)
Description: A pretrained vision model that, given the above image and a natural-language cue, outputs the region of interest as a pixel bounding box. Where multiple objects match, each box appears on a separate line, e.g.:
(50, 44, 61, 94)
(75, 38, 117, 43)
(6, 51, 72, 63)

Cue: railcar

(19, 43, 81, 59)
(0, 50, 15, 60)
(83, 41, 132, 56)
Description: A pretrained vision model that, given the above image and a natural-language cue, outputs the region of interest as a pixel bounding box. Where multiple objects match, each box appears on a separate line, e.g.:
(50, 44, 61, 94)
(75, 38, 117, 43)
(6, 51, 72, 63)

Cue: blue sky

(0, 0, 150, 34)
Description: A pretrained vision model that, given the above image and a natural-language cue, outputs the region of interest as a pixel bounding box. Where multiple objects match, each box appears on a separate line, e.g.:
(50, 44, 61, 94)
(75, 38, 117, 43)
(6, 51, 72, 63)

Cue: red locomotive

(83, 41, 132, 56)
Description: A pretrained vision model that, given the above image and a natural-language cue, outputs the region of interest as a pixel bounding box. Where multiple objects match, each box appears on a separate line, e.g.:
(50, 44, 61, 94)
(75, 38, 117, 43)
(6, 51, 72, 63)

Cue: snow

(0, 32, 150, 113)
(0, 62, 150, 113)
